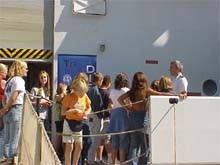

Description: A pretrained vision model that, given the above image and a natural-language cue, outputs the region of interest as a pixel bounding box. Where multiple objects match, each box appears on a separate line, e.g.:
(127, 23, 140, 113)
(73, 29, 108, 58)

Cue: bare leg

(72, 141, 82, 165)
(55, 135, 62, 152)
(65, 143, 73, 165)
(97, 145, 104, 161)
(119, 149, 127, 165)
(111, 149, 118, 165)
(105, 142, 112, 163)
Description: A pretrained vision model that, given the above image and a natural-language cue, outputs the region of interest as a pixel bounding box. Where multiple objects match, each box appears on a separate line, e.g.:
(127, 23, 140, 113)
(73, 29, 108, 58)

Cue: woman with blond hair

(159, 76, 173, 92)
(0, 60, 28, 158)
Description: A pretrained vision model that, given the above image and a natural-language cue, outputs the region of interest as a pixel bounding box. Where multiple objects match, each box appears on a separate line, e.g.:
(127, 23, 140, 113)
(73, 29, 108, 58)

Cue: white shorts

(62, 120, 82, 143)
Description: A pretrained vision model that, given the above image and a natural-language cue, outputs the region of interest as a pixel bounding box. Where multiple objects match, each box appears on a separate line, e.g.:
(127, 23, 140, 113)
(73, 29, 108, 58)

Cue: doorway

(25, 62, 52, 93)
(0, 60, 52, 94)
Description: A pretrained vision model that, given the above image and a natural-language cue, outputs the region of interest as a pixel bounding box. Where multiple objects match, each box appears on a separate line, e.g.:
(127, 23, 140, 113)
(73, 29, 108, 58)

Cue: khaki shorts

(63, 120, 82, 143)
(100, 119, 111, 142)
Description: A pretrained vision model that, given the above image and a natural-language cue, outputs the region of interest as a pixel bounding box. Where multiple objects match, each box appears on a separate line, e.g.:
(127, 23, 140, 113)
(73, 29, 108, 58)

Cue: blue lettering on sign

(64, 60, 77, 68)
(58, 54, 97, 85)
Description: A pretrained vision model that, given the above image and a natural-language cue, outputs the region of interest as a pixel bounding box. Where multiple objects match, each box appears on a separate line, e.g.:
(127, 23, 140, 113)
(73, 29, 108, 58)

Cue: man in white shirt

(169, 60, 188, 94)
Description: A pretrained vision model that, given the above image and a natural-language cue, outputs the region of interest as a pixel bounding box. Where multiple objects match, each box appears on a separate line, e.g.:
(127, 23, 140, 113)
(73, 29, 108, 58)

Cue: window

(72, 0, 106, 16)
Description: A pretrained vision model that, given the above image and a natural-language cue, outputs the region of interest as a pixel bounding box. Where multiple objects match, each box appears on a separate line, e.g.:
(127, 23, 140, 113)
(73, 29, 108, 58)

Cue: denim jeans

(79, 119, 92, 165)
(128, 111, 148, 165)
(0, 128, 4, 158)
(3, 104, 23, 158)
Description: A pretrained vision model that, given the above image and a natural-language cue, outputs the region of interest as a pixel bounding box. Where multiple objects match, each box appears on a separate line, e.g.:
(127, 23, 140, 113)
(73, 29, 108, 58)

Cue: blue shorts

(111, 134, 129, 150)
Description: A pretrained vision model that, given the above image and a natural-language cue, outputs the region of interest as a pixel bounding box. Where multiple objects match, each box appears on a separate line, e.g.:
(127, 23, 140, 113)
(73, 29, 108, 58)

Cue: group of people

(0, 59, 188, 165)
(0, 59, 52, 162)
(54, 60, 188, 165)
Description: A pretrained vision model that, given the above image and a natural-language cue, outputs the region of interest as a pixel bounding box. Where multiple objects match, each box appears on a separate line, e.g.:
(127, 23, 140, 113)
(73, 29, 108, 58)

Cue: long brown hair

(129, 72, 148, 102)
(38, 70, 50, 97)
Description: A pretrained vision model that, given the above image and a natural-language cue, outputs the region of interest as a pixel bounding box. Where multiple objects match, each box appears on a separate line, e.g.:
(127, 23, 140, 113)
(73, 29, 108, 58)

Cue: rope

(151, 104, 175, 134)
(89, 98, 147, 115)
(120, 104, 176, 165)
(47, 125, 150, 165)
(39, 123, 62, 165)
(26, 91, 56, 104)
(122, 152, 148, 164)
(150, 103, 177, 164)
(25, 92, 180, 164)
(26, 93, 151, 139)
(47, 126, 146, 137)
(173, 104, 177, 164)
(26, 90, 148, 116)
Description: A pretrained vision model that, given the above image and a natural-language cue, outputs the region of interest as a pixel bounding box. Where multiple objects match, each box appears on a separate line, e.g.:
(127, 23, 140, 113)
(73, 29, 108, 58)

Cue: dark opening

(202, 79, 217, 96)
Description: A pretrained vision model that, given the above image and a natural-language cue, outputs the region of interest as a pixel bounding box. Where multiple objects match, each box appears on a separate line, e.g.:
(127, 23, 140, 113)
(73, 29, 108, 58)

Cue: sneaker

(96, 160, 105, 165)
(0, 158, 7, 163)
(85, 160, 96, 165)
(0, 158, 13, 165)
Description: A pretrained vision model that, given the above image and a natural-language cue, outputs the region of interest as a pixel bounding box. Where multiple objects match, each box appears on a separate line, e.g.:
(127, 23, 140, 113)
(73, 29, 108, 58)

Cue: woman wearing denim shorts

(109, 72, 130, 164)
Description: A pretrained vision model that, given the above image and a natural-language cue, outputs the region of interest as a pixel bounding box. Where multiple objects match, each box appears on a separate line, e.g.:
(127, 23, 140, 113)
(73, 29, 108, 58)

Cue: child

(97, 75, 113, 164)
(62, 78, 91, 165)
(55, 83, 67, 161)
(87, 72, 104, 164)
(74, 72, 91, 165)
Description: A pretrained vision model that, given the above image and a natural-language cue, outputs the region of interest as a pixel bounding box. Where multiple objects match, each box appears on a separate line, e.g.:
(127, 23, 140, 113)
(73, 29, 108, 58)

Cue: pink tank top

(0, 75, 4, 101)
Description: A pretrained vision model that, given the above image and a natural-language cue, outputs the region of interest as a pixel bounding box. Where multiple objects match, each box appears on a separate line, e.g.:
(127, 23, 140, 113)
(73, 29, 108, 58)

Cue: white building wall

(219, 1, 220, 96)
(54, 0, 219, 95)
(150, 96, 220, 164)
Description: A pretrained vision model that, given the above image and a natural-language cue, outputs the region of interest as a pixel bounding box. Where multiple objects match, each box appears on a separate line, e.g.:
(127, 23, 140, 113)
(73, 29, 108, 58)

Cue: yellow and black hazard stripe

(0, 48, 53, 60)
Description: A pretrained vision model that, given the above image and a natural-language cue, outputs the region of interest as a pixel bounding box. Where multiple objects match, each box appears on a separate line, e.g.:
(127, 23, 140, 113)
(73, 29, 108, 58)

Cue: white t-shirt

(109, 87, 130, 108)
(5, 76, 25, 105)
(31, 87, 50, 119)
(171, 73, 188, 94)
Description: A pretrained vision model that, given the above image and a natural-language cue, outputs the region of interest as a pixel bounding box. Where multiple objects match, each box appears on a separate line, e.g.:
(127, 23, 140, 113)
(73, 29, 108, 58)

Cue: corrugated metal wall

(0, 0, 53, 51)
